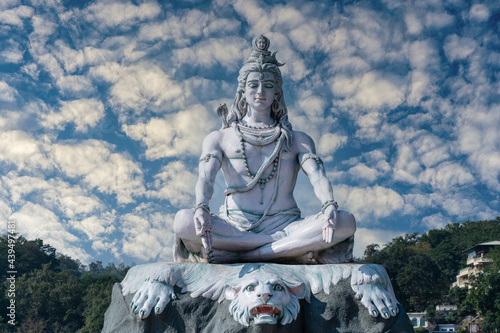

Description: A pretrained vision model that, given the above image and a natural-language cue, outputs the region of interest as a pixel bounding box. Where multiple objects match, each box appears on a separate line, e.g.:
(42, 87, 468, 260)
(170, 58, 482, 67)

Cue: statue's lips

(250, 304, 281, 318)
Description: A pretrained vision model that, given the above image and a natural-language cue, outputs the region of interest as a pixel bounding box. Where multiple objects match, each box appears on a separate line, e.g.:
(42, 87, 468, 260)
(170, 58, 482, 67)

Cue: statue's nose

(257, 292, 272, 303)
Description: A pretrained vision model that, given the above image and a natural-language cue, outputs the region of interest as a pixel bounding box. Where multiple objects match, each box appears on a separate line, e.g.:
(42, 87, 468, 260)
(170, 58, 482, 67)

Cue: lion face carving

(224, 273, 306, 326)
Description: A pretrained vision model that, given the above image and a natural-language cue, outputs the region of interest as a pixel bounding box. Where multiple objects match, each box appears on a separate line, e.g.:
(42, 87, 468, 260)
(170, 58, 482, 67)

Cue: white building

(433, 323, 456, 332)
(407, 312, 429, 329)
(452, 241, 500, 288)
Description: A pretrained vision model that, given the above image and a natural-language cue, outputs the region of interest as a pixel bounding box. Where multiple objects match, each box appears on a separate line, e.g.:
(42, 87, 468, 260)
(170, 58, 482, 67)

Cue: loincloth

(219, 206, 301, 234)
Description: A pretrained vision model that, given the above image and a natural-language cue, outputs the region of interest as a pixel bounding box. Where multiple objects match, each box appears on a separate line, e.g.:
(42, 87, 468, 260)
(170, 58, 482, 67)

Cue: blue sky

(0, 0, 499, 265)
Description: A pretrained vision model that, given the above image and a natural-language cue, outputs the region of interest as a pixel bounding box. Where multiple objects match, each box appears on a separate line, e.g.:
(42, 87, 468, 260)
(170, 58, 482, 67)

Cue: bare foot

(207, 249, 242, 264)
(292, 251, 318, 264)
(271, 230, 286, 241)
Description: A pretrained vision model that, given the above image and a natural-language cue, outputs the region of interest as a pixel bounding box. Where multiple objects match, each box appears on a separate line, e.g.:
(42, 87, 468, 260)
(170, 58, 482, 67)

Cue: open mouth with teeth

(250, 305, 282, 324)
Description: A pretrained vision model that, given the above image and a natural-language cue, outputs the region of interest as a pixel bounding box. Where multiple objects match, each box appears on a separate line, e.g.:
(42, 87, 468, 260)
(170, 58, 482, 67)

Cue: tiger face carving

(224, 273, 306, 326)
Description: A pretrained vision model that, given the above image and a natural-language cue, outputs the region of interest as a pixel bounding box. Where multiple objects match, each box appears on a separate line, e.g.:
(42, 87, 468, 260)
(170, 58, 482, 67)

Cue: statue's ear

(286, 283, 306, 299)
(224, 285, 241, 300)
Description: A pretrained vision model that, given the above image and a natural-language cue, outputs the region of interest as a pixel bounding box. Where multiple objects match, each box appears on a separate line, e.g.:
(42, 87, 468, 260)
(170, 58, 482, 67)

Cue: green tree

(14, 264, 84, 331)
(465, 247, 500, 332)
(364, 233, 445, 311)
(80, 275, 121, 333)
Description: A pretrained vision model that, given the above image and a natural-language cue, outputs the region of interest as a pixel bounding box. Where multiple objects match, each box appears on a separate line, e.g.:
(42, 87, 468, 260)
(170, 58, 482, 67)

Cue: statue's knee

(339, 210, 356, 236)
(174, 209, 194, 234)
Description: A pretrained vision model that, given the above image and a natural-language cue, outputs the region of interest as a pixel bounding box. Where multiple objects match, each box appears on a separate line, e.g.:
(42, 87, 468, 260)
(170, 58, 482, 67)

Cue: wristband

(195, 203, 210, 214)
(321, 200, 338, 213)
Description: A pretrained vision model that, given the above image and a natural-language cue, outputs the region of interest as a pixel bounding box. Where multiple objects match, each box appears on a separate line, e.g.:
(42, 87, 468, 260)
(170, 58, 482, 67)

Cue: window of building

(412, 318, 418, 326)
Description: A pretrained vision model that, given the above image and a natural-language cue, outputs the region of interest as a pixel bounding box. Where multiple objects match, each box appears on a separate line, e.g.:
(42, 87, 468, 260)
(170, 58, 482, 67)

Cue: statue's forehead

(247, 71, 275, 81)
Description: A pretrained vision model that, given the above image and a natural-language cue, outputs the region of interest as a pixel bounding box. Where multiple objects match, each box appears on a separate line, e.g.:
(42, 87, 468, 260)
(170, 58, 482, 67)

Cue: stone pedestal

(102, 263, 414, 333)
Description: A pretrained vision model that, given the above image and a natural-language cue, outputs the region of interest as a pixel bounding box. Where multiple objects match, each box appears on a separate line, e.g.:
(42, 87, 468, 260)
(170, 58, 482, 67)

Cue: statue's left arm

(296, 132, 338, 243)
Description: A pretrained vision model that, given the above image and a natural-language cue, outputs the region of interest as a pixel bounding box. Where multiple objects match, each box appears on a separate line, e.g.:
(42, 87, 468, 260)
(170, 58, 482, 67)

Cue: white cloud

(420, 162, 474, 191)
(91, 62, 185, 116)
(53, 41, 115, 73)
(343, 71, 405, 109)
(10, 202, 90, 262)
(0, 40, 23, 63)
(413, 134, 450, 168)
(353, 227, 404, 259)
(84, 2, 161, 29)
(425, 11, 454, 30)
(42, 98, 105, 132)
(2, 173, 104, 219)
(172, 37, 248, 70)
(0, 130, 50, 169)
(393, 144, 421, 184)
(405, 12, 423, 35)
(317, 133, 347, 157)
(120, 204, 175, 261)
(52, 140, 145, 204)
(409, 39, 440, 71)
(138, 9, 240, 45)
(123, 104, 218, 159)
(469, 4, 490, 22)
(422, 213, 449, 229)
(458, 105, 500, 191)
(347, 164, 380, 183)
(335, 185, 404, 224)
(0, 0, 20, 11)
(148, 161, 197, 207)
(0, 5, 33, 27)
(0, 130, 145, 204)
(69, 212, 116, 241)
(0, 81, 17, 102)
(444, 34, 477, 62)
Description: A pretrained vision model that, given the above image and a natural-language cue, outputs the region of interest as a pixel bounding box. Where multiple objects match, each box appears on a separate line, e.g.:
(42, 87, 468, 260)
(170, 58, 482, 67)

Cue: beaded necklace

(236, 122, 281, 204)
(235, 121, 281, 146)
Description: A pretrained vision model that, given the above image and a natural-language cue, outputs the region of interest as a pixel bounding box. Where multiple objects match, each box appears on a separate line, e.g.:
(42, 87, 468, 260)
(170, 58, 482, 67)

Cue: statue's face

(244, 72, 276, 113)
(256, 38, 267, 50)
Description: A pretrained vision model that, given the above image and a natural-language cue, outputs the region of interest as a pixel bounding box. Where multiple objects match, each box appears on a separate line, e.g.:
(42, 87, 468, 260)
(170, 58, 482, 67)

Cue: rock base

(102, 279, 414, 333)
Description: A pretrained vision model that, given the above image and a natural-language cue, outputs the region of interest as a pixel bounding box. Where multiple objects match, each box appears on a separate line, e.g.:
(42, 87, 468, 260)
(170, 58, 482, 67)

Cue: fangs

(250, 305, 281, 318)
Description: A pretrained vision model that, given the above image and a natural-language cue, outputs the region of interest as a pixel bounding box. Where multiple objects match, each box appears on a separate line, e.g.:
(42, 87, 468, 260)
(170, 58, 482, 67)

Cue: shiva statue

(173, 35, 356, 264)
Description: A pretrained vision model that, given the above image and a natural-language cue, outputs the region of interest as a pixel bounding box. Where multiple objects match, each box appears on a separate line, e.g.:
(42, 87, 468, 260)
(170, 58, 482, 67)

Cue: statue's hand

(351, 283, 399, 320)
(131, 280, 177, 319)
(194, 208, 213, 251)
(322, 205, 337, 243)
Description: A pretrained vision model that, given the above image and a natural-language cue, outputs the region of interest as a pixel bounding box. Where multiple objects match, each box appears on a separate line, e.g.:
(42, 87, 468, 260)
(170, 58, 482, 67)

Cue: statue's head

(224, 270, 306, 326)
(221, 35, 292, 142)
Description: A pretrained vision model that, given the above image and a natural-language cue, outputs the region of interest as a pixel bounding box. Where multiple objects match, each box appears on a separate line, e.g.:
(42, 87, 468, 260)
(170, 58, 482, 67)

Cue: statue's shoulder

(291, 130, 315, 148)
(202, 127, 234, 148)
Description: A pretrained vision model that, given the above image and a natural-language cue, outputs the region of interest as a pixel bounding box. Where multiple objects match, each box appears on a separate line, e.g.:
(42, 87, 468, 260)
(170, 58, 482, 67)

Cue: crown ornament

(245, 35, 285, 66)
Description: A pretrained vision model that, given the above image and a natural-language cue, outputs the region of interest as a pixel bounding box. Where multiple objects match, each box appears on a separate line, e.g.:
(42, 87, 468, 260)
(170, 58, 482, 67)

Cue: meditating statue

(103, 37, 412, 331)
(173, 35, 356, 264)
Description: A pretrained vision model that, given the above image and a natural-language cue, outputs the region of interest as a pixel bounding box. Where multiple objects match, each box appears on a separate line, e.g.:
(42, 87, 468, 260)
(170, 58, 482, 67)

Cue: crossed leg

(173, 209, 285, 262)
(206, 210, 356, 264)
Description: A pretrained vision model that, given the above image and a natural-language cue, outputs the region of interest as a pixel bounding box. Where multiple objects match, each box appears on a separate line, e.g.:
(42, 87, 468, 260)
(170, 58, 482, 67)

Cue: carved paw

(130, 280, 177, 319)
(351, 283, 399, 320)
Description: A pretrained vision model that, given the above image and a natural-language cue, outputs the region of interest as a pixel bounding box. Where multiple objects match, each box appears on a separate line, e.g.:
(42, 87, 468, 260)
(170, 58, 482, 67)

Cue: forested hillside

(0, 234, 129, 332)
(363, 217, 500, 331)
(1, 217, 499, 331)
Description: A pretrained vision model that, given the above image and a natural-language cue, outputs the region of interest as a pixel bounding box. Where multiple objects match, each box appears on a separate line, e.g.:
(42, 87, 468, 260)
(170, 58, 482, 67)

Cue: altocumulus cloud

(0, 0, 498, 264)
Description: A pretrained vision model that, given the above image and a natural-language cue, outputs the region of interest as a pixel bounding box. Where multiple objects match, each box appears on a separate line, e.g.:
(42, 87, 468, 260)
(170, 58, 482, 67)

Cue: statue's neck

(243, 108, 274, 127)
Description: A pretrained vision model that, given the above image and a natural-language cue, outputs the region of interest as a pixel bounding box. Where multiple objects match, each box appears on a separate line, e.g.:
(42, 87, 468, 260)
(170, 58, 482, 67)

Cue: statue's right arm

(195, 131, 223, 205)
(194, 131, 222, 251)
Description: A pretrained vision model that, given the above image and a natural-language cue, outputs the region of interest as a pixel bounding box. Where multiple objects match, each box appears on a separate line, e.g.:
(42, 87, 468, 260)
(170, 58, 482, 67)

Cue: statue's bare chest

(219, 130, 296, 175)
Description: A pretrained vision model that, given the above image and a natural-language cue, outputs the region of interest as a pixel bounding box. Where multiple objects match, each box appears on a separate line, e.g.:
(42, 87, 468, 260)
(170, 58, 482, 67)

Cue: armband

(301, 153, 323, 166)
(195, 203, 210, 214)
(321, 200, 338, 213)
(199, 153, 222, 165)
